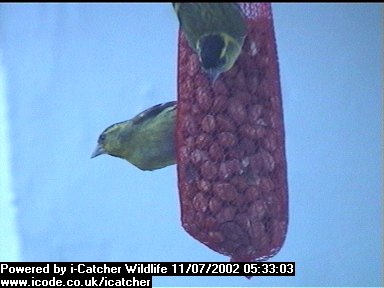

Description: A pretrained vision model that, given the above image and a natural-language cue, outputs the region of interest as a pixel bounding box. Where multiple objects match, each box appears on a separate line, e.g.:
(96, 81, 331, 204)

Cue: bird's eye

(99, 134, 106, 142)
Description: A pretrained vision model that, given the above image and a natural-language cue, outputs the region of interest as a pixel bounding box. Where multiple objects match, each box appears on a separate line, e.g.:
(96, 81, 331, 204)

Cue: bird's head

(91, 121, 131, 159)
(198, 33, 243, 82)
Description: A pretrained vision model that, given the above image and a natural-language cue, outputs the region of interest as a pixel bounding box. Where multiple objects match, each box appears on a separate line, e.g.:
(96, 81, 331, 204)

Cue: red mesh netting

(176, 3, 288, 263)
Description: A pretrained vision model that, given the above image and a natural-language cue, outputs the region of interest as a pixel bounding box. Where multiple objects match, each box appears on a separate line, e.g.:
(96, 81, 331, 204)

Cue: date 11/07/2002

(170, 263, 295, 276)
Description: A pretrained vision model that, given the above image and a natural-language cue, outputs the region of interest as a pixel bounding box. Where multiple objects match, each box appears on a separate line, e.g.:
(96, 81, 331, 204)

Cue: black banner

(0, 262, 295, 287)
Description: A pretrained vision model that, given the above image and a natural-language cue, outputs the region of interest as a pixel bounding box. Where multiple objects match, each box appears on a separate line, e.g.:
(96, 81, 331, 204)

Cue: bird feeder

(176, 3, 288, 265)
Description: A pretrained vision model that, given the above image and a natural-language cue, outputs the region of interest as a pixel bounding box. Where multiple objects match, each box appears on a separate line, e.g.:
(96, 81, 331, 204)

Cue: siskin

(91, 101, 177, 171)
(173, 3, 247, 81)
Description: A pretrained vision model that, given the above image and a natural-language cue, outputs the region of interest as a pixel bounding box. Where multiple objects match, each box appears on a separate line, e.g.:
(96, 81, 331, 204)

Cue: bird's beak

(91, 144, 106, 159)
(207, 69, 220, 83)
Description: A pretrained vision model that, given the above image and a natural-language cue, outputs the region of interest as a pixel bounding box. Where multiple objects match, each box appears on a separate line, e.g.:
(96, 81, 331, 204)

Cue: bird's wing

(132, 101, 177, 125)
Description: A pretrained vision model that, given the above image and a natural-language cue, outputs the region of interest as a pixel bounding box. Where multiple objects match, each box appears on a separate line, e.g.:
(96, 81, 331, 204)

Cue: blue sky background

(0, 3, 382, 287)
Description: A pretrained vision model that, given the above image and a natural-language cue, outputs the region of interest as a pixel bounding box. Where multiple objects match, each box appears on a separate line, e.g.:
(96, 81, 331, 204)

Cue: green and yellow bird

(173, 3, 247, 81)
(91, 101, 177, 171)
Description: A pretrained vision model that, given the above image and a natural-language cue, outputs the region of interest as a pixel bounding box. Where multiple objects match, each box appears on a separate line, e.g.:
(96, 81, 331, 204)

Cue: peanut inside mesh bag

(176, 3, 288, 264)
